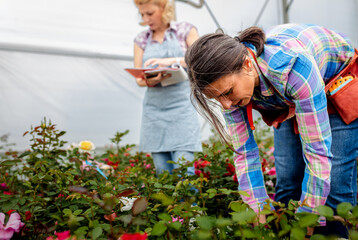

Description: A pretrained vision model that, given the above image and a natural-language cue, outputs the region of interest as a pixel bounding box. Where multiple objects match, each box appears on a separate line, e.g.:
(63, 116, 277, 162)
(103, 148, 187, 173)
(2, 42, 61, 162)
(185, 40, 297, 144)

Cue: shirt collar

(246, 46, 275, 97)
(145, 21, 177, 40)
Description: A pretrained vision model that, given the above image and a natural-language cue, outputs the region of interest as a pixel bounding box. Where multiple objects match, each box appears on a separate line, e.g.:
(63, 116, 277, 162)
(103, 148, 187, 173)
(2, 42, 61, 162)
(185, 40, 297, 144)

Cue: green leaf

(46, 191, 59, 196)
(74, 226, 88, 236)
(348, 230, 358, 240)
(238, 190, 250, 197)
(197, 230, 211, 239)
(73, 209, 83, 216)
(235, 229, 257, 238)
(51, 215, 62, 221)
(298, 214, 319, 228)
(290, 228, 305, 240)
(158, 213, 172, 222)
(0, 160, 21, 167)
(76, 217, 85, 222)
(218, 188, 233, 195)
(278, 226, 292, 237)
(151, 222, 167, 236)
(215, 218, 232, 227)
(266, 215, 277, 224)
(151, 193, 173, 206)
(316, 205, 334, 218)
(337, 202, 353, 218)
(92, 226, 102, 240)
(154, 183, 162, 188)
(311, 234, 327, 240)
(231, 210, 256, 224)
(63, 208, 72, 216)
(353, 206, 358, 218)
(131, 217, 147, 225)
(196, 216, 215, 230)
(119, 214, 132, 225)
(242, 229, 257, 238)
(229, 201, 244, 212)
(279, 214, 289, 229)
(43, 175, 53, 181)
(18, 198, 26, 205)
(168, 221, 182, 231)
(2, 201, 18, 212)
(163, 184, 174, 190)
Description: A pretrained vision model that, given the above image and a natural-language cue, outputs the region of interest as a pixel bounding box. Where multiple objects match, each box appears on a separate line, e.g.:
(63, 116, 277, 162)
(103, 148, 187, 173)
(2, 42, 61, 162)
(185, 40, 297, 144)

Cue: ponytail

(237, 26, 266, 56)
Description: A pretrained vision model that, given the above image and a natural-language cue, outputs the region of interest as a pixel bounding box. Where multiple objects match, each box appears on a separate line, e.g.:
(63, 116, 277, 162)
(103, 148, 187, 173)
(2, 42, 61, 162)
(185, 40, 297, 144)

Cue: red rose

(121, 232, 148, 240)
(25, 211, 32, 220)
(223, 163, 235, 176)
(232, 174, 238, 183)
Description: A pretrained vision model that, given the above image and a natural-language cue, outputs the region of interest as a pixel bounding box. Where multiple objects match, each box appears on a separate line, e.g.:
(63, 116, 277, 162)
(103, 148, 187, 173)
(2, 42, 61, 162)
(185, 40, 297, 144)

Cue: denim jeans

(151, 151, 195, 176)
(274, 115, 358, 238)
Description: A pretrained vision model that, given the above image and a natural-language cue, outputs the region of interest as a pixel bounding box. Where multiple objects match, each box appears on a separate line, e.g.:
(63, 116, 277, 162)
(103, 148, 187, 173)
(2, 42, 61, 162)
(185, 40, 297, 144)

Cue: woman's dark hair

(185, 26, 265, 148)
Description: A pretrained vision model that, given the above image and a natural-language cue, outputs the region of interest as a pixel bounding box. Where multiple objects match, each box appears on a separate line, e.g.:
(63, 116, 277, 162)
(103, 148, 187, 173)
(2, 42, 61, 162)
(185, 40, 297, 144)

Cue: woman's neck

(152, 23, 170, 43)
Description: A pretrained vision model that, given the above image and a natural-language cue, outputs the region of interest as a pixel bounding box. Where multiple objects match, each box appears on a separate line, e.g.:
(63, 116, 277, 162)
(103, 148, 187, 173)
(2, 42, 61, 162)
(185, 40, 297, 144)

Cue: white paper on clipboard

(144, 64, 188, 87)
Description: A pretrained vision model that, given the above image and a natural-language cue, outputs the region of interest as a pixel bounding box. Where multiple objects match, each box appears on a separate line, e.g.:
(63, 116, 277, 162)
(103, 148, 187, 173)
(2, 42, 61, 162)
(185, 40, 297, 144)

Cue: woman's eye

(223, 88, 233, 96)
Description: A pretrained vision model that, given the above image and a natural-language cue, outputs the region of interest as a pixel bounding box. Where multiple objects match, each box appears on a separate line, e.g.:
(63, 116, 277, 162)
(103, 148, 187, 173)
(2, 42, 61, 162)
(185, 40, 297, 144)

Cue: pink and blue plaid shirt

(223, 24, 355, 213)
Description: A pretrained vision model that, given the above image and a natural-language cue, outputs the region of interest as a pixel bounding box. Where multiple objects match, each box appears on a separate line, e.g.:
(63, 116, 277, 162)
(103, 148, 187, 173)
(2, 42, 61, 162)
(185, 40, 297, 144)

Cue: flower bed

(0, 119, 358, 239)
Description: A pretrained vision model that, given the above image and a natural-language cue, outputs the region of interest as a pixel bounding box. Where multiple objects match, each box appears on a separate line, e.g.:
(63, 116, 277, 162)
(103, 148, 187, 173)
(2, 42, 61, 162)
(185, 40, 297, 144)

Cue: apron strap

(246, 101, 255, 130)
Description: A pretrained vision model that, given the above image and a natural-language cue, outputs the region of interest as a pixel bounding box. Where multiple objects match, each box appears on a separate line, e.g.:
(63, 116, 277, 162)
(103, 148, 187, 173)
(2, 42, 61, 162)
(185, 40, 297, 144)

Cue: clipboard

(125, 65, 188, 87)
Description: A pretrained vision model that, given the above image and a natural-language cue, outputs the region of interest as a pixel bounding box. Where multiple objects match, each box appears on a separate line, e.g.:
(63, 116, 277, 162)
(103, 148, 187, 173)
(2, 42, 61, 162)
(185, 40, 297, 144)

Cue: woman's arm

(144, 26, 200, 68)
(223, 107, 269, 213)
(287, 54, 332, 213)
(133, 43, 147, 87)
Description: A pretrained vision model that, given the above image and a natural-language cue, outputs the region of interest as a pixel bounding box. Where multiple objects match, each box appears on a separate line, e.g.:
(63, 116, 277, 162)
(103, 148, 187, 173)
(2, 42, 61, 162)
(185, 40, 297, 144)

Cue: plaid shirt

(223, 24, 355, 213)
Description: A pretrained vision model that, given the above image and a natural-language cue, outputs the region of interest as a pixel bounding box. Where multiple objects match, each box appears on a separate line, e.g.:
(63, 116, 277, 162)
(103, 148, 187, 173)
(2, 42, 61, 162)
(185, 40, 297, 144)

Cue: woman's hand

(144, 71, 171, 87)
(253, 214, 267, 226)
(305, 227, 314, 239)
(144, 58, 178, 68)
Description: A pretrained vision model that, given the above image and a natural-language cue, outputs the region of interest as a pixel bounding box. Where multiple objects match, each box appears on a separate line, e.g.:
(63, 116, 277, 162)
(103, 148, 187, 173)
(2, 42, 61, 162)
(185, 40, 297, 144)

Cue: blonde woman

(133, 0, 202, 176)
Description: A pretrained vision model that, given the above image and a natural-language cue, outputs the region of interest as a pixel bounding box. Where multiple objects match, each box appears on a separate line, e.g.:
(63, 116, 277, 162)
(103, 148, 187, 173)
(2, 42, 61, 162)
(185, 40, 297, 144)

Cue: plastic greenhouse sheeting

(1, 0, 357, 150)
(0, 50, 147, 149)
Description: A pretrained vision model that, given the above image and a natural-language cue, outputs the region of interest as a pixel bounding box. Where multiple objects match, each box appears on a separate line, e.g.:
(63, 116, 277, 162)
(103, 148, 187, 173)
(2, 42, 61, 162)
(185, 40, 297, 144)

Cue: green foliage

(0, 118, 357, 239)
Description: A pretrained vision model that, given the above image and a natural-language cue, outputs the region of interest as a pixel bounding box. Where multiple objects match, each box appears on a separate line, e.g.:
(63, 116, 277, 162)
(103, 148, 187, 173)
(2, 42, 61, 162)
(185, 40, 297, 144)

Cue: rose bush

(0, 118, 358, 239)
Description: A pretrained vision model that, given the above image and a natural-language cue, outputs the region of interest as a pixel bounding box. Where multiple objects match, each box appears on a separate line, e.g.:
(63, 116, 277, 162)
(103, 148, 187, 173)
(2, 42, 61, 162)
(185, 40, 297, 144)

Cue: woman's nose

(142, 15, 149, 24)
(219, 98, 232, 110)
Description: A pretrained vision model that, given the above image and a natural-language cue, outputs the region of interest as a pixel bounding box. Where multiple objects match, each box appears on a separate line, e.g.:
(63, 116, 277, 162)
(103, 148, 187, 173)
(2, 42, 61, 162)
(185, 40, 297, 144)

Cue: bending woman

(185, 23, 358, 237)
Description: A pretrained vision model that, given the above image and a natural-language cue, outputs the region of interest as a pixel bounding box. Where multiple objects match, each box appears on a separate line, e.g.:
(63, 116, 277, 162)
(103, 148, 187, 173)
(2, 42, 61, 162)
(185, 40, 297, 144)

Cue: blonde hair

(134, 0, 175, 26)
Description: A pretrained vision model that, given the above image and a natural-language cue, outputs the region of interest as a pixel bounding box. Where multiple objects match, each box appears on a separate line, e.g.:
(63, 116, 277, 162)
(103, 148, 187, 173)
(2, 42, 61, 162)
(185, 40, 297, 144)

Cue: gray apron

(139, 30, 202, 152)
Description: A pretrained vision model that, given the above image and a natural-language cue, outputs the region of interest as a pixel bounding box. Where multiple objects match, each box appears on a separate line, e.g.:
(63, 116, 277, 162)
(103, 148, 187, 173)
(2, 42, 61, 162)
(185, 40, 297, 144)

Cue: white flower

(66, 142, 79, 150)
(98, 164, 113, 177)
(265, 180, 274, 188)
(119, 197, 136, 212)
(79, 140, 95, 151)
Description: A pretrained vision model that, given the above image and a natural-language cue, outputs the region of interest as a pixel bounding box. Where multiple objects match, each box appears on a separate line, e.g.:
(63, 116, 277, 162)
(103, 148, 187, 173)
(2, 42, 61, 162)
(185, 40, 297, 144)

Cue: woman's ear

(242, 57, 253, 72)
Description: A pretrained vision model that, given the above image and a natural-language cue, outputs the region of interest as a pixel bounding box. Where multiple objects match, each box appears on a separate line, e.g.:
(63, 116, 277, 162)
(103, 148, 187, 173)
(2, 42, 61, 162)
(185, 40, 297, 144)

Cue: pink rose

(55, 230, 71, 240)
(0, 212, 25, 240)
(267, 167, 276, 176)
